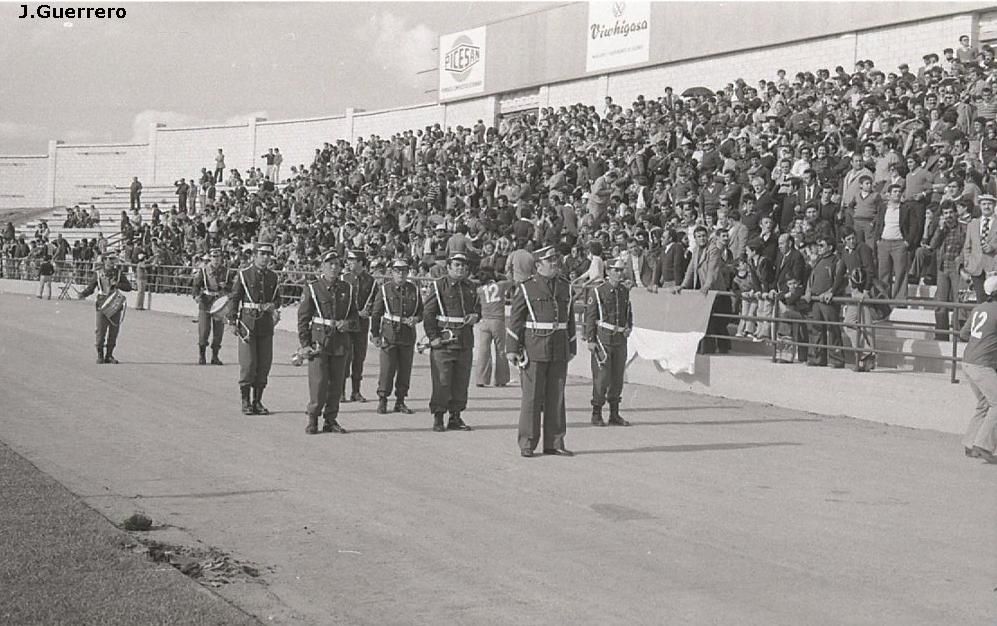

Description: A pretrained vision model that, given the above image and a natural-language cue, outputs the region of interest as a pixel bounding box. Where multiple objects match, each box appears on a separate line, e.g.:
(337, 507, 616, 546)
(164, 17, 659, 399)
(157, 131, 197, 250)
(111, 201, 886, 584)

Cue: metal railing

(701, 291, 974, 384)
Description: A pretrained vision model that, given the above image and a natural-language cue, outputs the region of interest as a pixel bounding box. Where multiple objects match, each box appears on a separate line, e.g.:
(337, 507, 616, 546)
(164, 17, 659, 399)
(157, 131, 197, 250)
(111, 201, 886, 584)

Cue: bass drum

(208, 294, 232, 320)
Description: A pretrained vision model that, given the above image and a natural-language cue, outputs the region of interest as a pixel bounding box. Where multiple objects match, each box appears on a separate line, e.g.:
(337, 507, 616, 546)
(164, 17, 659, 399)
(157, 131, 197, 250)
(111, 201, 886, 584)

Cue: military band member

(297, 251, 358, 434)
(227, 241, 282, 415)
(506, 245, 577, 457)
(584, 257, 633, 427)
(343, 249, 376, 403)
(423, 252, 481, 432)
(370, 258, 423, 415)
(191, 247, 231, 365)
(78, 255, 133, 364)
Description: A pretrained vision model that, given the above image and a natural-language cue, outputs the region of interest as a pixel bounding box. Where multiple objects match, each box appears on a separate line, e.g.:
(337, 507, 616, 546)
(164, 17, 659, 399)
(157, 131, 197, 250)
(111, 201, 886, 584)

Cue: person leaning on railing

(803, 236, 846, 368)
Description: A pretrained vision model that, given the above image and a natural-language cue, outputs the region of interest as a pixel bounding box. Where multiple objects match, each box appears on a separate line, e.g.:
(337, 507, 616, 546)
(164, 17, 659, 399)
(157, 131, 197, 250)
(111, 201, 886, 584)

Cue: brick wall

(153, 124, 251, 186)
(256, 116, 349, 178)
(352, 103, 444, 141)
(0, 155, 48, 209)
(53, 143, 147, 207)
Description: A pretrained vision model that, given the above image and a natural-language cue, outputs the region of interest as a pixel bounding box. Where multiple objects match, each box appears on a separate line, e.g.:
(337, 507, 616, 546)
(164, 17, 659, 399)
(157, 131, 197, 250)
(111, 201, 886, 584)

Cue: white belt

(242, 303, 263, 310)
(525, 321, 566, 330)
(384, 313, 404, 323)
(598, 321, 628, 333)
(437, 315, 465, 324)
(204, 290, 220, 296)
(312, 317, 335, 326)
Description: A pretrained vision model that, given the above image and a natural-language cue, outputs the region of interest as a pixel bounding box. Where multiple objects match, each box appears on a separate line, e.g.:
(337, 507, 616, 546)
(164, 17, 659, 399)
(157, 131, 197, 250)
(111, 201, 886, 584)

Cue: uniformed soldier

(423, 251, 481, 432)
(506, 245, 577, 457)
(297, 250, 359, 434)
(78, 255, 133, 364)
(342, 249, 376, 403)
(191, 247, 231, 365)
(370, 258, 423, 415)
(584, 257, 633, 427)
(227, 241, 282, 415)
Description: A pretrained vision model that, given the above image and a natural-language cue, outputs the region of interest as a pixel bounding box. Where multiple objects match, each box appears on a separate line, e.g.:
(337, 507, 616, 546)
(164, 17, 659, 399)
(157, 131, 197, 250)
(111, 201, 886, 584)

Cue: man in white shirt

(873, 184, 915, 299)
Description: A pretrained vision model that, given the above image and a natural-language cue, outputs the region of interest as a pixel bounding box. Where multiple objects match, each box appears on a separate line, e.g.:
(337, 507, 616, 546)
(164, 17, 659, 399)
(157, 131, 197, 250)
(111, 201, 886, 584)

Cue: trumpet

(507, 351, 530, 370)
(290, 344, 321, 366)
(416, 328, 455, 354)
(593, 338, 609, 369)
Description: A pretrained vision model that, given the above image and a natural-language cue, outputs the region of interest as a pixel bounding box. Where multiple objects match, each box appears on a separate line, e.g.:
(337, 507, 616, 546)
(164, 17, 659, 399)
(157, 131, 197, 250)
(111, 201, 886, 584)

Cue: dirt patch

(126, 537, 274, 589)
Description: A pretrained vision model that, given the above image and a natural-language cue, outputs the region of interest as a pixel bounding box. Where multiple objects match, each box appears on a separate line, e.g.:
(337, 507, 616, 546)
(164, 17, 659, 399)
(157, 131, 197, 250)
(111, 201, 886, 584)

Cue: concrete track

(0, 293, 993, 625)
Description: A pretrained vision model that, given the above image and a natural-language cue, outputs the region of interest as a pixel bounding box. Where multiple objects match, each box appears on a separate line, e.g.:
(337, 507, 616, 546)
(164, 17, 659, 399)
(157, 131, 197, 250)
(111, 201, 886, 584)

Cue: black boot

(394, 399, 414, 414)
(432, 413, 446, 432)
(240, 386, 254, 415)
(104, 349, 119, 364)
(252, 387, 270, 415)
(198, 346, 207, 365)
(210, 348, 223, 365)
(323, 417, 347, 433)
(96, 347, 105, 364)
(591, 405, 606, 426)
(447, 412, 472, 431)
(377, 398, 389, 414)
(305, 414, 318, 435)
(607, 403, 630, 427)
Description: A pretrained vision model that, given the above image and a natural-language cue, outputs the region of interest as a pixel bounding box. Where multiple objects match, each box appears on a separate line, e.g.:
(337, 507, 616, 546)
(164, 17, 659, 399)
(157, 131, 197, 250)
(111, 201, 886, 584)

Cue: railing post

(950, 304, 959, 384)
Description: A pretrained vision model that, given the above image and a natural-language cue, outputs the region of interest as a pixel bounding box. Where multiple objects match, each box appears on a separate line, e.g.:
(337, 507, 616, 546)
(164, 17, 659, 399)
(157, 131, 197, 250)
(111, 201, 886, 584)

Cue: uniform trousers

(95, 310, 123, 351)
(307, 352, 349, 419)
(429, 347, 473, 414)
(238, 334, 273, 388)
(344, 319, 371, 394)
(475, 317, 510, 386)
(591, 340, 626, 407)
(961, 362, 997, 453)
(518, 359, 568, 452)
(377, 343, 414, 400)
(198, 311, 224, 349)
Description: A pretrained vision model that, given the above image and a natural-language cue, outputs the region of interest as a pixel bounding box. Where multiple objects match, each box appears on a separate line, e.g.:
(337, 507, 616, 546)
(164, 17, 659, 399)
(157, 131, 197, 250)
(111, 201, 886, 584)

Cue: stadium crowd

(3, 34, 995, 363)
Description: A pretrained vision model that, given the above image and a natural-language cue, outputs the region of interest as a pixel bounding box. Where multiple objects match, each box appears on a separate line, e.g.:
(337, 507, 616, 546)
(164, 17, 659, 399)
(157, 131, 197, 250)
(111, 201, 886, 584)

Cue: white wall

(255, 115, 349, 178)
(152, 124, 252, 186)
(0, 155, 48, 210)
(52, 143, 148, 207)
(352, 103, 444, 140)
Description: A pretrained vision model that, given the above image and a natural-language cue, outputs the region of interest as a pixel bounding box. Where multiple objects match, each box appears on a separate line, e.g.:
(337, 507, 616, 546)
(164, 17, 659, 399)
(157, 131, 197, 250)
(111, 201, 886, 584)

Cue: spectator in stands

(261, 148, 276, 180)
(214, 149, 225, 183)
(962, 193, 997, 302)
(130, 176, 142, 211)
(37, 254, 54, 300)
(175, 178, 190, 212)
(932, 204, 968, 339)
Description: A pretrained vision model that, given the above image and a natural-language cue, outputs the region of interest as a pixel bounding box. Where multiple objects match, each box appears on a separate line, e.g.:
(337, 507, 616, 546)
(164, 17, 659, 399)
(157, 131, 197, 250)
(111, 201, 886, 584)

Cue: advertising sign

(586, 1, 651, 73)
(439, 26, 486, 100)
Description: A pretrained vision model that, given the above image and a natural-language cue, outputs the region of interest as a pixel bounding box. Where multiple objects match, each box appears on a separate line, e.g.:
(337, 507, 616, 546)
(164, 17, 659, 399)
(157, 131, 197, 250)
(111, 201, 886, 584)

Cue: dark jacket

(297, 277, 358, 356)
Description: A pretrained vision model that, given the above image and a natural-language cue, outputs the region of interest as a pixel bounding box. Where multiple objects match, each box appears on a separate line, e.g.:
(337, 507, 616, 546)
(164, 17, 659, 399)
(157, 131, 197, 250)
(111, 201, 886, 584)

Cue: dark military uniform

(343, 269, 376, 400)
(191, 262, 231, 364)
(79, 266, 133, 363)
(227, 264, 281, 413)
(507, 273, 577, 453)
(423, 275, 481, 427)
(370, 279, 423, 411)
(584, 280, 633, 425)
(297, 276, 358, 433)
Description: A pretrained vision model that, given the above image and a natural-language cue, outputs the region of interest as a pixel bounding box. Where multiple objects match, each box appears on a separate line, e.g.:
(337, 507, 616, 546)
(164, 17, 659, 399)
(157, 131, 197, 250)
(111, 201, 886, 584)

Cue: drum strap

(239, 270, 255, 304)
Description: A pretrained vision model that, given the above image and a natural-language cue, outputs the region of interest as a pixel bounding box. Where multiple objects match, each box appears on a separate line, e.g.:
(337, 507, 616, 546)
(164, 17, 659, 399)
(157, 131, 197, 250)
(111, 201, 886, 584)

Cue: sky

(0, 1, 552, 154)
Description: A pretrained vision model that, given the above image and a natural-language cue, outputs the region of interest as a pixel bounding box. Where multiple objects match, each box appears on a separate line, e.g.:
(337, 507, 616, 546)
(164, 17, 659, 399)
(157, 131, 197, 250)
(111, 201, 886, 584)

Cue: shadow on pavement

(574, 441, 801, 455)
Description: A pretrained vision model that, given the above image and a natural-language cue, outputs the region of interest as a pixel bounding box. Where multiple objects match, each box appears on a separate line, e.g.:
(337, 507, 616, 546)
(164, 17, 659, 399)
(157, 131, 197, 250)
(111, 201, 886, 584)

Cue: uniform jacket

(297, 277, 358, 356)
(79, 268, 132, 310)
(227, 265, 281, 337)
(191, 263, 231, 311)
(584, 280, 633, 347)
(507, 274, 577, 363)
(961, 215, 997, 276)
(370, 280, 423, 346)
(422, 276, 481, 351)
(344, 270, 376, 330)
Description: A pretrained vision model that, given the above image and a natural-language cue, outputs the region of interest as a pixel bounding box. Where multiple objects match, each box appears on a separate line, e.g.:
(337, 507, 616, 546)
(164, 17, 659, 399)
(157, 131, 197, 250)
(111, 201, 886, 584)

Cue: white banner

(438, 27, 486, 101)
(586, 1, 651, 73)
